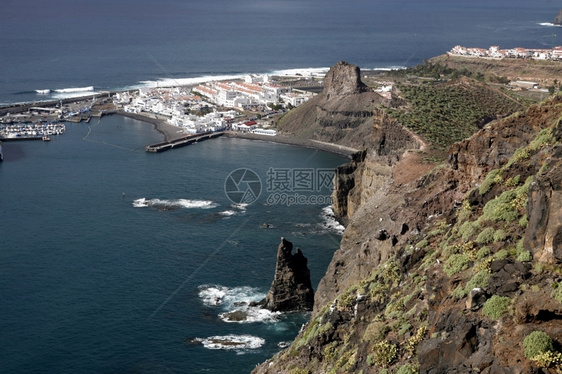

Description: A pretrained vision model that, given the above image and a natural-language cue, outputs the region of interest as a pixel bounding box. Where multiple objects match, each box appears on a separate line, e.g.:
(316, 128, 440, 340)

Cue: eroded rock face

(255, 237, 314, 312)
(526, 144, 562, 264)
(323, 61, 369, 98)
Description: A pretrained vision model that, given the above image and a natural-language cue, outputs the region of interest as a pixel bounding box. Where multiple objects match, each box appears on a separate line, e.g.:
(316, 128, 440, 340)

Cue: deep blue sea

(1, 1, 561, 373)
(0, 0, 560, 105)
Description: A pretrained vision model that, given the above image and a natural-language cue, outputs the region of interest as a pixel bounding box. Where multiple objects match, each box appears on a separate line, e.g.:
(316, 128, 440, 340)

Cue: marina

(0, 122, 66, 141)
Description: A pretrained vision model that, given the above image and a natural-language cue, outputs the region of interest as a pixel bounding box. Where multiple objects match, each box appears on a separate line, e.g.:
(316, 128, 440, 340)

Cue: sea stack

(555, 9, 562, 25)
(254, 237, 314, 312)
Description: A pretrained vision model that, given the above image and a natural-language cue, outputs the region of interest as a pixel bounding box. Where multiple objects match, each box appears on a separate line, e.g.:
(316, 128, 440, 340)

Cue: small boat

(42, 135, 51, 142)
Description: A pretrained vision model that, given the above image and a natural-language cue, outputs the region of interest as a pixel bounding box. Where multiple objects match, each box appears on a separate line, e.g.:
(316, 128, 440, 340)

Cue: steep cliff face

(331, 108, 424, 223)
(254, 94, 562, 374)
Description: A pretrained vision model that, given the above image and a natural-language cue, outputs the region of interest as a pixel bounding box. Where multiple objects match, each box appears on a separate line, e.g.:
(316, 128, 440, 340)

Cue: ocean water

(1, 1, 562, 373)
(0, 116, 347, 373)
(0, 0, 560, 105)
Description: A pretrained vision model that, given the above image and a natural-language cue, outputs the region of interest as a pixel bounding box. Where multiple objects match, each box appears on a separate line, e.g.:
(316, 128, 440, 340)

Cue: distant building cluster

(193, 74, 314, 110)
(449, 45, 562, 61)
(112, 74, 314, 135)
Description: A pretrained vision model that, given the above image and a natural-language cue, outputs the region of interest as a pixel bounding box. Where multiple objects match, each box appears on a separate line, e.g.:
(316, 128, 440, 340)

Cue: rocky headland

(253, 61, 562, 373)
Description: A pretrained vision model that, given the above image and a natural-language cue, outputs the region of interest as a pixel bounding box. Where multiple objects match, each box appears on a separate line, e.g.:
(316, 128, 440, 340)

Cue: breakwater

(145, 131, 224, 152)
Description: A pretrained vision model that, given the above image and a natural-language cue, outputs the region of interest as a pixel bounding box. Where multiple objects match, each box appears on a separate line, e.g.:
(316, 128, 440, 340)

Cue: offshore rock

(555, 9, 562, 25)
(253, 237, 314, 312)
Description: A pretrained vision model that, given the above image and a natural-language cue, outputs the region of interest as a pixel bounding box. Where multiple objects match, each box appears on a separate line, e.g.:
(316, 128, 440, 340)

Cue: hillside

(430, 54, 562, 87)
(255, 92, 562, 374)
(253, 61, 562, 373)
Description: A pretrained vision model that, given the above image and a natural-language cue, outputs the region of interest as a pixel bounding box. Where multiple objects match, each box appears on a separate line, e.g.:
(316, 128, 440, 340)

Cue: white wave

(269, 67, 330, 77)
(365, 66, 407, 71)
(219, 210, 236, 216)
(320, 206, 345, 234)
(198, 285, 229, 306)
(198, 285, 265, 307)
(194, 335, 265, 350)
(219, 306, 281, 324)
(198, 284, 280, 323)
(539, 22, 562, 27)
(233, 203, 248, 211)
(54, 86, 94, 93)
(35, 89, 51, 94)
(138, 74, 247, 89)
(132, 198, 218, 210)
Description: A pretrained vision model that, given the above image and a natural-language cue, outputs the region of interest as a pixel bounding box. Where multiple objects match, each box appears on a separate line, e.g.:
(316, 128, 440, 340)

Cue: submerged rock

(253, 237, 314, 312)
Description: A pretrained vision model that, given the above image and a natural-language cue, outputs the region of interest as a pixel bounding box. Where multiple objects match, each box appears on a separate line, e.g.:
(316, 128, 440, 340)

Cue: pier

(145, 131, 224, 152)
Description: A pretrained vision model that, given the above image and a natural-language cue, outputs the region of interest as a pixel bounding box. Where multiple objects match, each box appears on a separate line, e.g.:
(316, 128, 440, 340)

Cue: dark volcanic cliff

(253, 63, 562, 373)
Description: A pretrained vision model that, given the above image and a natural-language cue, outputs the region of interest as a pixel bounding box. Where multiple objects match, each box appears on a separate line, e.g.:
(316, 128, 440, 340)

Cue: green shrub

(519, 214, 528, 228)
(396, 364, 418, 374)
(372, 341, 397, 368)
(467, 269, 491, 289)
(479, 169, 502, 195)
(416, 239, 429, 249)
(458, 221, 481, 242)
(444, 253, 471, 276)
(477, 227, 495, 244)
(452, 269, 491, 299)
(363, 321, 389, 343)
(493, 229, 507, 242)
(482, 295, 511, 319)
(476, 246, 491, 259)
(481, 190, 519, 223)
(494, 249, 509, 260)
(530, 350, 562, 367)
(289, 368, 310, 374)
(529, 128, 554, 151)
(523, 331, 553, 360)
(505, 174, 521, 187)
(552, 286, 562, 303)
(516, 239, 532, 262)
(517, 250, 532, 262)
(458, 199, 474, 223)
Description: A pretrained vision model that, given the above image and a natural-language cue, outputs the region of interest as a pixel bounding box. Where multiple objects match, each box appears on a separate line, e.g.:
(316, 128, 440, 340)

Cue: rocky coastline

(252, 61, 562, 374)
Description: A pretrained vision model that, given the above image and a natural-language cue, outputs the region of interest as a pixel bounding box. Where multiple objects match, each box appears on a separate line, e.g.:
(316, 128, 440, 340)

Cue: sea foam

(198, 285, 280, 323)
(320, 206, 345, 235)
(194, 335, 265, 350)
(133, 197, 218, 209)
